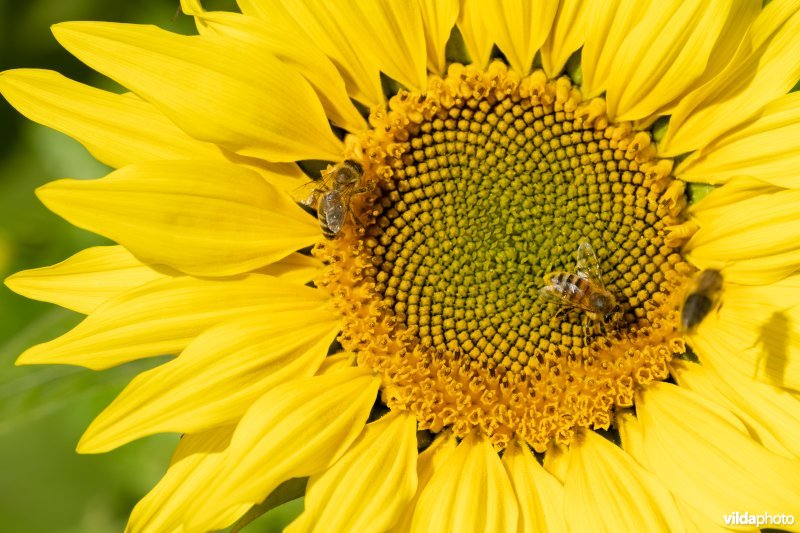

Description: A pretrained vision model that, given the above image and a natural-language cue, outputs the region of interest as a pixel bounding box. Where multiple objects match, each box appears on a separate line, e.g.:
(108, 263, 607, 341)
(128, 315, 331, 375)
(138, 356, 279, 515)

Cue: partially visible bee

(680, 269, 723, 334)
(293, 159, 369, 239)
(539, 241, 622, 330)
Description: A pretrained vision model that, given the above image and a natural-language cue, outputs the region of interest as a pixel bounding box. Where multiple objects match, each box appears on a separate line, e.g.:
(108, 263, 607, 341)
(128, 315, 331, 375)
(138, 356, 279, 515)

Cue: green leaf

(687, 183, 718, 205)
(565, 50, 582, 86)
(444, 25, 470, 65)
(650, 116, 670, 143)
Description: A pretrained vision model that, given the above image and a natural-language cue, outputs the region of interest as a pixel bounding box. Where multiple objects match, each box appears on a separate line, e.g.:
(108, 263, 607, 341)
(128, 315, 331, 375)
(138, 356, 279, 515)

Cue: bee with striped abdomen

(292, 159, 369, 239)
(540, 241, 622, 330)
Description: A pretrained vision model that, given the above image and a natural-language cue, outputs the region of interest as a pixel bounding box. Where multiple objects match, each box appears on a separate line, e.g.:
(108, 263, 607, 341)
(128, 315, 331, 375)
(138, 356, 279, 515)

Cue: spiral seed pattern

(316, 63, 695, 450)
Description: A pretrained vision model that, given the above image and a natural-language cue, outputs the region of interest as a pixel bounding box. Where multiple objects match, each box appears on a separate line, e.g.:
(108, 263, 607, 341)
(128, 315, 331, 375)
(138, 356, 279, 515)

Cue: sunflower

(3, 0, 800, 530)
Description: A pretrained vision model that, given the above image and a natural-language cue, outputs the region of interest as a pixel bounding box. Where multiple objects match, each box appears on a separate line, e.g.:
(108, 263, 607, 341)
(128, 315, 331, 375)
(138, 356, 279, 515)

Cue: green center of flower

(318, 63, 693, 450)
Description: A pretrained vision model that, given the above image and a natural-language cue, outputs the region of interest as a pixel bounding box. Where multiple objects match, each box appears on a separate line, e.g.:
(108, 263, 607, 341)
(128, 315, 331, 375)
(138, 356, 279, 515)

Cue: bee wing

(290, 179, 324, 207)
(575, 241, 603, 284)
(539, 282, 598, 315)
(290, 165, 341, 207)
(319, 191, 346, 234)
(694, 269, 724, 293)
(539, 275, 581, 301)
(539, 284, 568, 304)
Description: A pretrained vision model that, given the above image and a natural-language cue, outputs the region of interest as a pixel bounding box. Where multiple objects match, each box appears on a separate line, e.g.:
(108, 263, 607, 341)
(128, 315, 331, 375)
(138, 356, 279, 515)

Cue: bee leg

(581, 314, 592, 345)
(550, 305, 569, 323)
(347, 204, 368, 234)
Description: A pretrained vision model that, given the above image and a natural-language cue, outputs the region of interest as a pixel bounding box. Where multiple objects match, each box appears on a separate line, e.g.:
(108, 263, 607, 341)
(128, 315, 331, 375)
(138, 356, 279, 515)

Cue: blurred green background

(0, 1, 299, 530)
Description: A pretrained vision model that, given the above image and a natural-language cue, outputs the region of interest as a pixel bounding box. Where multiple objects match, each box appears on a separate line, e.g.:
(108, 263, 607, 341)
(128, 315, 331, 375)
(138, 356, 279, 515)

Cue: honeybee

(539, 241, 622, 329)
(293, 159, 369, 239)
(680, 269, 723, 334)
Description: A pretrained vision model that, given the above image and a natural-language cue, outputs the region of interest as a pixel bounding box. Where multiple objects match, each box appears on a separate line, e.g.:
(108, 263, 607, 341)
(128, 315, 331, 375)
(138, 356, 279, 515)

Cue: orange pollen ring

(315, 62, 695, 451)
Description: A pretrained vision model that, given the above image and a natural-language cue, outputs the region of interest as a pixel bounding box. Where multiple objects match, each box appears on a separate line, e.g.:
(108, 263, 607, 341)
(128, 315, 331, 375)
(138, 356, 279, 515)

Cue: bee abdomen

(319, 214, 336, 239)
(554, 272, 587, 292)
(681, 293, 713, 332)
(552, 272, 569, 284)
(342, 159, 364, 178)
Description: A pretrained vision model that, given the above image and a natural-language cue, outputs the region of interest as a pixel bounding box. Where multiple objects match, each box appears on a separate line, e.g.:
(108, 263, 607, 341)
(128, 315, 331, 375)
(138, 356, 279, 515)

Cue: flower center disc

(318, 63, 693, 451)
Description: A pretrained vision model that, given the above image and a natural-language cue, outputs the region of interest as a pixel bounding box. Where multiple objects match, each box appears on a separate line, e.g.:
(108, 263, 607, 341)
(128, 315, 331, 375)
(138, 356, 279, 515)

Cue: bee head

(343, 159, 363, 173)
(343, 159, 363, 177)
(334, 159, 364, 188)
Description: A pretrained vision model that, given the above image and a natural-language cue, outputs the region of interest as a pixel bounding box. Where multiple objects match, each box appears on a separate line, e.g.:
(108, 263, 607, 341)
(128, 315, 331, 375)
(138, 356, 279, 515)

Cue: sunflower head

(316, 61, 693, 451)
(3, 0, 800, 531)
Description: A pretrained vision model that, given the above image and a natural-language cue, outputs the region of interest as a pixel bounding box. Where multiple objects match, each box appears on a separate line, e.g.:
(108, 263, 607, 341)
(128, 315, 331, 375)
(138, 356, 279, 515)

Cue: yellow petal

(179, 0, 210, 33)
(661, 0, 800, 156)
(676, 505, 756, 533)
(185, 368, 380, 531)
(17, 274, 325, 370)
(36, 160, 319, 277)
(0, 69, 227, 168)
(418, 0, 459, 75)
(615, 409, 645, 462)
(340, 0, 428, 92)
(316, 352, 357, 375)
(257, 252, 323, 285)
(581, 0, 651, 98)
(411, 433, 518, 533)
(606, 0, 760, 121)
(237, 159, 309, 195)
(392, 431, 457, 532)
(686, 186, 800, 284)
(677, 92, 800, 188)
(639, 0, 760, 123)
(564, 430, 684, 532)
(687, 274, 800, 391)
(78, 310, 340, 453)
(127, 426, 249, 533)
(539, 0, 589, 78)
(4, 246, 176, 315)
(288, 412, 418, 532)
(682, 178, 788, 282)
(672, 359, 800, 458)
(637, 382, 800, 525)
(238, 0, 384, 107)
(52, 21, 342, 162)
(457, 0, 494, 69)
(720, 251, 800, 287)
(687, 176, 779, 225)
(502, 441, 567, 533)
(616, 411, 755, 533)
(179, 5, 366, 133)
(478, 0, 558, 75)
(543, 443, 569, 483)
